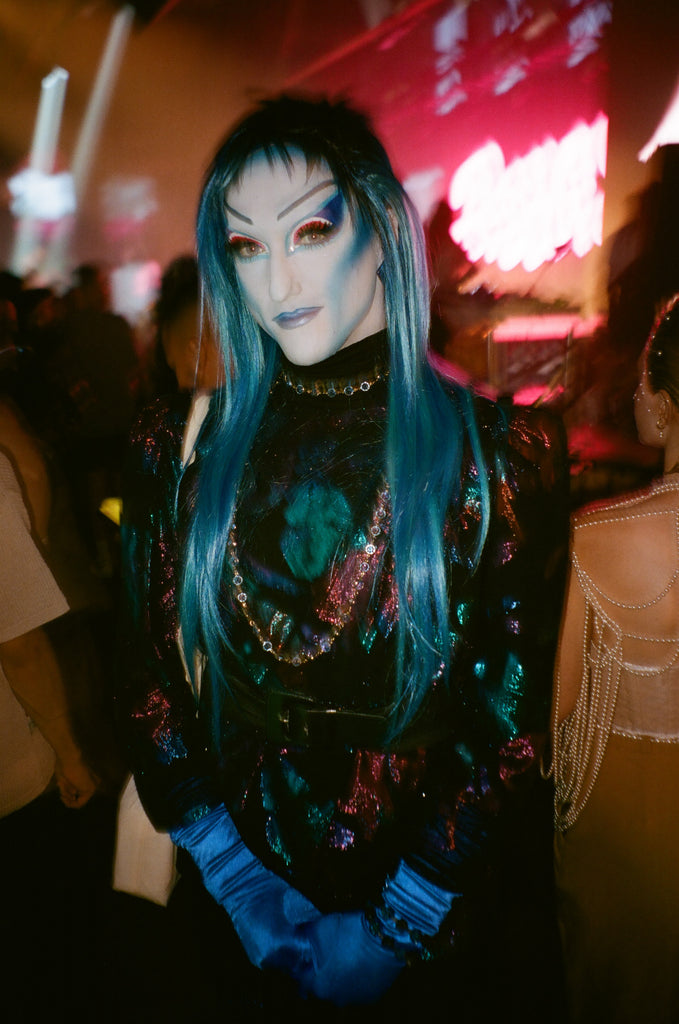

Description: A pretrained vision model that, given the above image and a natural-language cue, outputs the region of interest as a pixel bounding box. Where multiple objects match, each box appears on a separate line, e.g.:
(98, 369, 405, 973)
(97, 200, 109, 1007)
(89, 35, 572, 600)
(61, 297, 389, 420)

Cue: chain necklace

(228, 483, 390, 665)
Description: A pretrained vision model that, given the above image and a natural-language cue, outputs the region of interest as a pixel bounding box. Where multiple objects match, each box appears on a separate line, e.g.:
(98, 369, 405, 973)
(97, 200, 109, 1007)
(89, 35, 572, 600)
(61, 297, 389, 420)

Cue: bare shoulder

(573, 480, 678, 529)
(571, 481, 679, 601)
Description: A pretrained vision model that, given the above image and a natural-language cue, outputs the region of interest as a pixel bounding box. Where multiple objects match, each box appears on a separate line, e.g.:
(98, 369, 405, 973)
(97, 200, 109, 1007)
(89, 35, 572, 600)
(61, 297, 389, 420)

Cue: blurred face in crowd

(224, 150, 385, 366)
(162, 301, 222, 391)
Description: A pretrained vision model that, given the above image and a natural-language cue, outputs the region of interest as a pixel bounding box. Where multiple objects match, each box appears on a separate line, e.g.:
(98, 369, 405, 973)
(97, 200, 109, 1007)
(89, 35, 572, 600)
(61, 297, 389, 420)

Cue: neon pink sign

(448, 113, 608, 273)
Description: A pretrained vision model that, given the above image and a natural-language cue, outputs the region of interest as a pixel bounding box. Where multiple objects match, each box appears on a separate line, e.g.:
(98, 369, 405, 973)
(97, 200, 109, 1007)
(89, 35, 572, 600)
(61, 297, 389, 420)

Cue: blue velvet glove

(170, 805, 321, 972)
(298, 910, 404, 1005)
(297, 862, 459, 1005)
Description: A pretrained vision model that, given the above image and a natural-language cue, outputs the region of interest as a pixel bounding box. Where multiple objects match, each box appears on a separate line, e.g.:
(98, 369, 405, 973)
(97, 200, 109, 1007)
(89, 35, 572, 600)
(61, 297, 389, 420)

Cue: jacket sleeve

(402, 400, 569, 910)
(116, 396, 221, 830)
(476, 402, 570, 744)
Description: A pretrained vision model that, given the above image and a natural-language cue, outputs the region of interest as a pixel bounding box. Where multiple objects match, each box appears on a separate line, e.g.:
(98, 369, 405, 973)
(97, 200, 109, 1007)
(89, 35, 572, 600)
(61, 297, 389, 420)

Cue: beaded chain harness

(549, 474, 679, 832)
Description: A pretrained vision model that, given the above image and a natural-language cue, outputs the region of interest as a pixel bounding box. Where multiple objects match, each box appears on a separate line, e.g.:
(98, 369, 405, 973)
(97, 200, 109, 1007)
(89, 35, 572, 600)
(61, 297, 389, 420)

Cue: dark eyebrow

(224, 202, 253, 225)
(277, 179, 335, 221)
(225, 179, 335, 227)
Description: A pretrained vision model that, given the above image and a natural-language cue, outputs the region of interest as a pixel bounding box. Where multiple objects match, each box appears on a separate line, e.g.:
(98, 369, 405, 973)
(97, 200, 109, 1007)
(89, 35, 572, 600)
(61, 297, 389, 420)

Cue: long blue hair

(181, 95, 490, 736)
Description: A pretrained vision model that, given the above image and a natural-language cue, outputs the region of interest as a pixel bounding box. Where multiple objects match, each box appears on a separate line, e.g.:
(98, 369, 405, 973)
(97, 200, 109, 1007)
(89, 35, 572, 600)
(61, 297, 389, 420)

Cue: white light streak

(10, 66, 69, 276)
(71, 4, 135, 200)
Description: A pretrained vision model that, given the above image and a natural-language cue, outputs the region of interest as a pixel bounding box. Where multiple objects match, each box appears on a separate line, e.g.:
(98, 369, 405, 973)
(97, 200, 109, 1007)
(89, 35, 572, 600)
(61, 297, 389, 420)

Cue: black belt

(224, 674, 454, 753)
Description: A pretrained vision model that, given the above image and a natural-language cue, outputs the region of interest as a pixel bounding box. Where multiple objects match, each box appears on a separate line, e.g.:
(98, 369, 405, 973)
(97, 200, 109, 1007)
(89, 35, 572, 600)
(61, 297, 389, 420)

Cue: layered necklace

(228, 333, 392, 665)
(228, 482, 390, 665)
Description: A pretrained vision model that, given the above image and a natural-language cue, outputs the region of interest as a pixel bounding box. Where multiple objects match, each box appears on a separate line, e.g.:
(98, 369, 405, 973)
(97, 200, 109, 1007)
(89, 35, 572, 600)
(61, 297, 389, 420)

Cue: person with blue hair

(118, 95, 568, 1019)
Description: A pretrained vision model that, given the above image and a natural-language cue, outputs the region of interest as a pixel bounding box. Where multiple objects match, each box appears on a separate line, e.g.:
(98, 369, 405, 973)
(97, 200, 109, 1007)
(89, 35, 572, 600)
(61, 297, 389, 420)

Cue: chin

(275, 337, 342, 367)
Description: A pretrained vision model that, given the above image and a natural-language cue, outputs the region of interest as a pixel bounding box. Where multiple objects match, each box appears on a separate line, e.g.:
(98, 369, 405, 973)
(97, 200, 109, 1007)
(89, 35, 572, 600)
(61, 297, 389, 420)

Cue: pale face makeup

(224, 151, 386, 366)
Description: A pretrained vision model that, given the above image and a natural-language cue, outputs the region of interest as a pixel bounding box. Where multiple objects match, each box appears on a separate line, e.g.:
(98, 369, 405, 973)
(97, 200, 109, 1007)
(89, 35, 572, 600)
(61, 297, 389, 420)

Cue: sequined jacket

(118, 335, 568, 944)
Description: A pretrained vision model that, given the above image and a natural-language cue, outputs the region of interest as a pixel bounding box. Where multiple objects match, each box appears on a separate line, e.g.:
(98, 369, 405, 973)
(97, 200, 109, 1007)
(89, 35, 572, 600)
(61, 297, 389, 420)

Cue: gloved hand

(170, 805, 321, 972)
(297, 862, 459, 1006)
(298, 910, 404, 1005)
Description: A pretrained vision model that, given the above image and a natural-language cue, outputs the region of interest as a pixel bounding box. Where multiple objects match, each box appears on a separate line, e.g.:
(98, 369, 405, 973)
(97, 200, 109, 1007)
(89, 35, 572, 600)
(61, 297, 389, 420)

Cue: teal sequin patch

(281, 480, 353, 581)
(495, 653, 524, 736)
(473, 658, 486, 680)
(265, 815, 292, 866)
(306, 801, 336, 842)
(482, 654, 524, 739)
(456, 601, 472, 627)
(281, 759, 311, 797)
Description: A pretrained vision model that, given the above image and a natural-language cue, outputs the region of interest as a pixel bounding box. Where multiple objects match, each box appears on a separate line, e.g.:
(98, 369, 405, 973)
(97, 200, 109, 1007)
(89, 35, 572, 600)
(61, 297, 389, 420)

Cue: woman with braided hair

(551, 296, 679, 1023)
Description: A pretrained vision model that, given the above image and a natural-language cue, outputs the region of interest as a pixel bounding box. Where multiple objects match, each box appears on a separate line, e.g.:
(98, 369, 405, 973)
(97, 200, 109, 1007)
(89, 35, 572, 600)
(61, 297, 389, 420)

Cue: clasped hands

(171, 806, 455, 1006)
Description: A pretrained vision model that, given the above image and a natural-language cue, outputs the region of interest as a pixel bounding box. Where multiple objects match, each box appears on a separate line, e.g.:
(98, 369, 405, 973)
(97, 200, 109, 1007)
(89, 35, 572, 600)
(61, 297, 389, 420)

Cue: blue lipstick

(273, 307, 322, 329)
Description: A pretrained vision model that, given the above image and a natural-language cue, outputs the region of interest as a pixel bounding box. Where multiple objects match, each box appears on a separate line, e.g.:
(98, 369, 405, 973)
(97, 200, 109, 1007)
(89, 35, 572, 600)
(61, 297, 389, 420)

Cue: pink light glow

(512, 384, 564, 407)
(492, 313, 605, 343)
(448, 114, 608, 273)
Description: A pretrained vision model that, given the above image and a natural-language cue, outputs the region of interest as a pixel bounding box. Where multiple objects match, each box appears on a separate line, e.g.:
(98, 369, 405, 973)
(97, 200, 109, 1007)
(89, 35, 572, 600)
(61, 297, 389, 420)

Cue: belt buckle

(266, 689, 341, 747)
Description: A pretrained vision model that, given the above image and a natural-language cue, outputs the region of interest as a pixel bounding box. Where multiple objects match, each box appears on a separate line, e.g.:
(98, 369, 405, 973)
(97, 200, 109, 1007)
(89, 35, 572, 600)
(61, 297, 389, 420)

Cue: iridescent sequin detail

(119, 335, 569, 921)
(228, 482, 390, 665)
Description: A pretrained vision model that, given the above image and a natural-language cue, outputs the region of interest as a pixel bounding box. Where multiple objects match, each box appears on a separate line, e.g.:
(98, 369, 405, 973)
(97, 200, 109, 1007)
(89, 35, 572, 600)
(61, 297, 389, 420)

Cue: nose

(268, 249, 300, 304)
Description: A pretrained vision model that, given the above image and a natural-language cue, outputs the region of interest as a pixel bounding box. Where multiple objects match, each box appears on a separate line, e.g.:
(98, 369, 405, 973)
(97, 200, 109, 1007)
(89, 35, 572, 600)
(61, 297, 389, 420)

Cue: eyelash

(291, 218, 336, 248)
(227, 234, 265, 260)
(227, 215, 339, 262)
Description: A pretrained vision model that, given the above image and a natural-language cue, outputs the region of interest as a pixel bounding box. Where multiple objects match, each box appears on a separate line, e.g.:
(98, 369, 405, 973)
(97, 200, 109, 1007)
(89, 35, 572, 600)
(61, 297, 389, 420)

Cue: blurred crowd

(0, 254, 214, 1023)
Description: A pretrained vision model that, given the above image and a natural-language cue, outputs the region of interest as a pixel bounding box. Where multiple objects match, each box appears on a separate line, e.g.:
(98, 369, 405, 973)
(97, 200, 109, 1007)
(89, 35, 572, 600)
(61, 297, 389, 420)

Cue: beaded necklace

(279, 341, 388, 398)
(228, 482, 390, 665)
(280, 366, 387, 397)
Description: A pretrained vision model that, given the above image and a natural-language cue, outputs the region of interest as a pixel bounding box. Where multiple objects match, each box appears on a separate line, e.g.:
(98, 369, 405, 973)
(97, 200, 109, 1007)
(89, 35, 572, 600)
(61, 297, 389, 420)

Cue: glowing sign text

(448, 114, 608, 273)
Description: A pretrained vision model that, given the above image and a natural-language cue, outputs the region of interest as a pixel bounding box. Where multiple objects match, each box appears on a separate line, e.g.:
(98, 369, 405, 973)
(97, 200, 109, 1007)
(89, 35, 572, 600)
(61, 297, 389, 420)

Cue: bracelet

(364, 901, 437, 965)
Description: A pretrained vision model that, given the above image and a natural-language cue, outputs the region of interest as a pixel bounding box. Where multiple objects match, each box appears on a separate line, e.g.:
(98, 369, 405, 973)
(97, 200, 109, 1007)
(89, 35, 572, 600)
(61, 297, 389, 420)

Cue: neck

(662, 407, 679, 473)
(663, 433, 679, 475)
(279, 330, 389, 397)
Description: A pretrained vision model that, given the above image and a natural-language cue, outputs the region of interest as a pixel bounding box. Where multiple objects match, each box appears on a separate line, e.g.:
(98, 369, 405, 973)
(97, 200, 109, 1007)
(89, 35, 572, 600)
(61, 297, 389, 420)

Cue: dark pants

(0, 789, 118, 1023)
